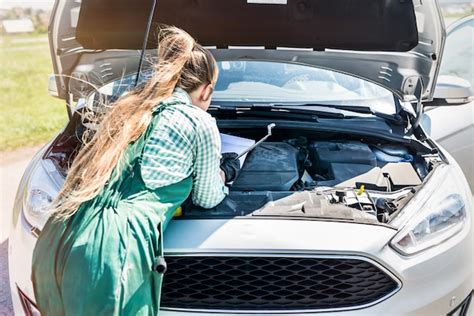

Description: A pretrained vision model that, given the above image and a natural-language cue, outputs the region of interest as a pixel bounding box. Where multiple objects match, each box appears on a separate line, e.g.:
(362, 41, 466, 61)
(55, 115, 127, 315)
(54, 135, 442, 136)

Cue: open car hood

(50, 0, 445, 103)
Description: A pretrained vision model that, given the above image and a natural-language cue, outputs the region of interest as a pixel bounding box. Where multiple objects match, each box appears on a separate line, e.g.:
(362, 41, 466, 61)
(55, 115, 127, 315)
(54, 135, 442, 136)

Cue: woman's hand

(220, 152, 241, 183)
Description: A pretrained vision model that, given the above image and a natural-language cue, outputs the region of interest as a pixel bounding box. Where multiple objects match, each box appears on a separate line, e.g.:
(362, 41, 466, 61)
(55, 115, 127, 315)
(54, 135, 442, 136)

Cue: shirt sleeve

(192, 115, 228, 209)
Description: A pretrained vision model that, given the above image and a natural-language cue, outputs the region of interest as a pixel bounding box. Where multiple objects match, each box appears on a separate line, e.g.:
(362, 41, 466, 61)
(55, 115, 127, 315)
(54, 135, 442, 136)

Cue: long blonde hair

(53, 26, 218, 219)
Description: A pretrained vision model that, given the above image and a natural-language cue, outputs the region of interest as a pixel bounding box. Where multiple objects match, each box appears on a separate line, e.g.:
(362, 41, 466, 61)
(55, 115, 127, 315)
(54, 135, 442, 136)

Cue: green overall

(32, 106, 193, 315)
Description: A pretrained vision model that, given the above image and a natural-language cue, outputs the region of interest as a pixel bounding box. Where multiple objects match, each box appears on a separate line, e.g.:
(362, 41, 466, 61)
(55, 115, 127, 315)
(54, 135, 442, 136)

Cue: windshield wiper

(210, 103, 402, 124)
(209, 104, 346, 120)
(269, 103, 403, 124)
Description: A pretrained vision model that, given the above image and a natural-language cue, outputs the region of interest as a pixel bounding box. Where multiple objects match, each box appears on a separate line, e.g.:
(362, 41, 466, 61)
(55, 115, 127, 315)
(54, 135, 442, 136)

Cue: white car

(9, 1, 473, 315)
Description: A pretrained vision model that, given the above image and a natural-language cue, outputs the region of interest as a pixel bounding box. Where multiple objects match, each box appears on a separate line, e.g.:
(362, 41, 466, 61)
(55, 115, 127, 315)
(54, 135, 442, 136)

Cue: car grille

(161, 255, 400, 312)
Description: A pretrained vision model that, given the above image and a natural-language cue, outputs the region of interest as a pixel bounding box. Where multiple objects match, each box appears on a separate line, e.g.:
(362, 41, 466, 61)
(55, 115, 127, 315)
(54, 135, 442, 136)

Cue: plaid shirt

(141, 87, 227, 208)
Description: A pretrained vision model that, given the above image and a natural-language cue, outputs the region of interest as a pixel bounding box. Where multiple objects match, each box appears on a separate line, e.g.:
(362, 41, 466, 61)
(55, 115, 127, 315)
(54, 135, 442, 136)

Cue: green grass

(443, 8, 474, 19)
(0, 34, 68, 151)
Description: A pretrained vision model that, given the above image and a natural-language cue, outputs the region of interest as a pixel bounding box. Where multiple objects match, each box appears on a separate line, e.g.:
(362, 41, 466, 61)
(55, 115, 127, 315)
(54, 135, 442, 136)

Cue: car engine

(231, 140, 422, 192)
(183, 134, 433, 224)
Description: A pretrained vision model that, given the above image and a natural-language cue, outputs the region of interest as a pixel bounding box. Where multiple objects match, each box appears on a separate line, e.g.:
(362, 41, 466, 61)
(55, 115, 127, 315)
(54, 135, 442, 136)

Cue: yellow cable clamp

(173, 206, 183, 218)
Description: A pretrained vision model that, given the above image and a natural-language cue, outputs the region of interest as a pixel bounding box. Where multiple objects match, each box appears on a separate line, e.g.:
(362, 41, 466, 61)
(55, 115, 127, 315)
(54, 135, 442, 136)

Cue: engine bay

(182, 127, 439, 225)
(46, 109, 442, 226)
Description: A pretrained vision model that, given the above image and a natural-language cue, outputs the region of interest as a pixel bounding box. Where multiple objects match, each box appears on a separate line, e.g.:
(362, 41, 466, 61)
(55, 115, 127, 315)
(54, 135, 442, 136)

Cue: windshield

(214, 61, 395, 114)
(97, 61, 396, 114)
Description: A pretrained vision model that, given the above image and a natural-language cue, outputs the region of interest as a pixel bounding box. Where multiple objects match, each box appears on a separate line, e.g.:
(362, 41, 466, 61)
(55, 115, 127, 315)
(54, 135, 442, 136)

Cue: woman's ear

(200, 83, 214, 102)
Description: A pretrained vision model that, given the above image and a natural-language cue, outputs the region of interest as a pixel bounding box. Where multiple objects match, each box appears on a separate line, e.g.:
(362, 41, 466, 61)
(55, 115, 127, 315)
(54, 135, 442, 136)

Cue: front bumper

(10, 214, 473, 316)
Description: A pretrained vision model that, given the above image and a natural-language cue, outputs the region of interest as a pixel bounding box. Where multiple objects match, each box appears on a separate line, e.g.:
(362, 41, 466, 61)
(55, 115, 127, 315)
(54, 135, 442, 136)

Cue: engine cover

(231, 142, 299, 191)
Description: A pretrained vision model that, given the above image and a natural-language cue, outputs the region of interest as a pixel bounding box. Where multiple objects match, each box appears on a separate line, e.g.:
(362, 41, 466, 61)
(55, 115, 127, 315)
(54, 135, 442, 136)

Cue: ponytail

(53, 26, 217, 219)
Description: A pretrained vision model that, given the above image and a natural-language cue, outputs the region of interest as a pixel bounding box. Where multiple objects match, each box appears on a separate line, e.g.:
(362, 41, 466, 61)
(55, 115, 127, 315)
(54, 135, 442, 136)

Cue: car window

(440, 18, 473, 87)
(97, 61, 396, 114)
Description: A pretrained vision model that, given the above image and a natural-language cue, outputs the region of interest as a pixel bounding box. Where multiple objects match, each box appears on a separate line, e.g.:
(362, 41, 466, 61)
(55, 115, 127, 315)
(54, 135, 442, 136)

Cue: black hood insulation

(76, 0, 418, 51)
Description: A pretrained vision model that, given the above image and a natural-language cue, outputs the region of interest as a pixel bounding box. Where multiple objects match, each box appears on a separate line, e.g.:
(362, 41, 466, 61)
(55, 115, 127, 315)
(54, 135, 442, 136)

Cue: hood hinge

(407, 77, 424, 136)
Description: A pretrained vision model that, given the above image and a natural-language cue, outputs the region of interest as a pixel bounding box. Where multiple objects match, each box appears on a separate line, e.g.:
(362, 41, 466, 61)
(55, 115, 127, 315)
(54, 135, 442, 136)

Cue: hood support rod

(407, 78, 424, 136)
(134, 0, 158, 87)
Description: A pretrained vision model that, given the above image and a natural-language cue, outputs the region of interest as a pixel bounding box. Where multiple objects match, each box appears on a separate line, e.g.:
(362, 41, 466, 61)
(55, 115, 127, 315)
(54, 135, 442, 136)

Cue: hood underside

(50, 0, 445, 102)
(76, 0, 419, 52)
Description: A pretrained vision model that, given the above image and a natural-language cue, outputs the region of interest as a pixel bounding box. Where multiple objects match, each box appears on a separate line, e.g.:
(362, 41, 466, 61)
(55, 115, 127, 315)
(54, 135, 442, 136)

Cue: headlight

(390, 164, 471, 256)
(22, 159, 60, 230)
(24, 188, 54, 219)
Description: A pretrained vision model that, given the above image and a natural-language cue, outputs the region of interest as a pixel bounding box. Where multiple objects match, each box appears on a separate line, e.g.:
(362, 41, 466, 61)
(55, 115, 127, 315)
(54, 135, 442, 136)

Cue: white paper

(220, 133, 255, 166)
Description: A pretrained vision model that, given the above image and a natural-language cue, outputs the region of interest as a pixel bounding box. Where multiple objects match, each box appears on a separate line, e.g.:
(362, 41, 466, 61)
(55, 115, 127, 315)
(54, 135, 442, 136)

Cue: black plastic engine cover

(309, 141, 377, 186)
(232, 142, 299, 191)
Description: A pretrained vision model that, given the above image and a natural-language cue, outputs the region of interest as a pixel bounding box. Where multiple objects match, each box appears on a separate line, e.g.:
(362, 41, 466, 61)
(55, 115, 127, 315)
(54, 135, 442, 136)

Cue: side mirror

(48, 74, 59, 98)
(425, 75, 473, 106)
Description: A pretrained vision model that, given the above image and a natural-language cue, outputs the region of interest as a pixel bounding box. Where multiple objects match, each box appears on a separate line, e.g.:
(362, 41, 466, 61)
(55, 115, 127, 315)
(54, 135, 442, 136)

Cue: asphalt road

(1, 146, 40, 315)
(0, 240, 12, 315)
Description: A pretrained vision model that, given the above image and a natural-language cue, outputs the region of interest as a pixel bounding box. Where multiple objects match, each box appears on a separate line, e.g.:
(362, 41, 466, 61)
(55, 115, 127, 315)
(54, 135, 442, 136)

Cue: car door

(424, 16, 474, 192)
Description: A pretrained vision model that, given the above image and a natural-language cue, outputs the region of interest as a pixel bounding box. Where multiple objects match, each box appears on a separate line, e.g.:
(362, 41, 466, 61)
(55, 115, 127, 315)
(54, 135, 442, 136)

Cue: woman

(32, 27, 236, 315)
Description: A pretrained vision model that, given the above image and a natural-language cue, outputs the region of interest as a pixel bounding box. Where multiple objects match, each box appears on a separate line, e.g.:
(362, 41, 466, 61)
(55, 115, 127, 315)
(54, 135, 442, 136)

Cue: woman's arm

(192, 116, 228, 209)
